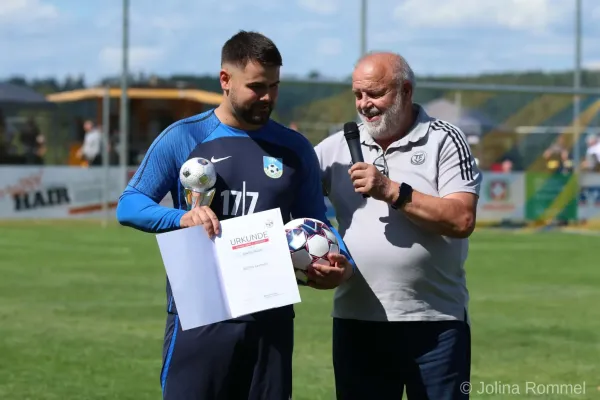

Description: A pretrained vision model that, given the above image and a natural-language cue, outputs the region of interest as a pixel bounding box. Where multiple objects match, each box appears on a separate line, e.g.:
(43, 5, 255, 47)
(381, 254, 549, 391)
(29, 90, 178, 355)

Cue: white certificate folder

(156, 208, 301, 330)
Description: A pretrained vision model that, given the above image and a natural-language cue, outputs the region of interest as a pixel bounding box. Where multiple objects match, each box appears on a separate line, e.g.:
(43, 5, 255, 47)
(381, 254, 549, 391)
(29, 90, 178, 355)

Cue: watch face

(393, 183, 412, 209)
(401, 183, 412, 197)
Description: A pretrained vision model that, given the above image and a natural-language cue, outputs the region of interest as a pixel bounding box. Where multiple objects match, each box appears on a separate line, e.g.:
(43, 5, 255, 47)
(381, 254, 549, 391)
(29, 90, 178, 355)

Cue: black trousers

(161, 314, 293, 400)
(333, 317, 471, 400)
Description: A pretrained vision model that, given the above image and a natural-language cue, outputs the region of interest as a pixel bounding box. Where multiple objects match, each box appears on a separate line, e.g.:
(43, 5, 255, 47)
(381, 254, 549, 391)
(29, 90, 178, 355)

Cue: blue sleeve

(291, 138, 357, 271)
(116, 126, 188, 233)
(117, 186, 186, 233)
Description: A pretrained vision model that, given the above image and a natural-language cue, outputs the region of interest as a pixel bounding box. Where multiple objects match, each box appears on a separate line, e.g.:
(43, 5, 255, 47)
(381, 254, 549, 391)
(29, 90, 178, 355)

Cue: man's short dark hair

(221, 30, 282, 68)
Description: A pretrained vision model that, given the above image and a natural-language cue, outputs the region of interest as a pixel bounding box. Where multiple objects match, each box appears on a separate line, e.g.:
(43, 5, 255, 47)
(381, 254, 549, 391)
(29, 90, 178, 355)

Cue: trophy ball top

(179, 157, 217, 191)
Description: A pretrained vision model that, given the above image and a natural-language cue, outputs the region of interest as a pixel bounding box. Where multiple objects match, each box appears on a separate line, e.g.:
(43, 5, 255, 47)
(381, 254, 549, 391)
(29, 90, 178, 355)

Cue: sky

(2, 0, 600, 85)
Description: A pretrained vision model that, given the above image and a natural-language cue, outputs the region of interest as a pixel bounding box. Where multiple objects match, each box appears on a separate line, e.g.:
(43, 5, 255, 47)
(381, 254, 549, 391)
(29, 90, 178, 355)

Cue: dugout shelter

(46, 86, 222, 166)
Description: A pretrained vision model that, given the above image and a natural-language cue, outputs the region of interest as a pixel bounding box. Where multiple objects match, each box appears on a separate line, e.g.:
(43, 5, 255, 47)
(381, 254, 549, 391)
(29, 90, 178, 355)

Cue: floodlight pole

(119, 0, 130, 192)
(101, 86, 110, 227)
(360, 0, 367, 56)
(573, 0, 582, 223)
(573, 0, 582, 170)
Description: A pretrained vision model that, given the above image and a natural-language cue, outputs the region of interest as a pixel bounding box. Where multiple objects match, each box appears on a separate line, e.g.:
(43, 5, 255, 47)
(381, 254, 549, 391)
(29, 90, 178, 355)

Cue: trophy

(179, 157, 218, 210)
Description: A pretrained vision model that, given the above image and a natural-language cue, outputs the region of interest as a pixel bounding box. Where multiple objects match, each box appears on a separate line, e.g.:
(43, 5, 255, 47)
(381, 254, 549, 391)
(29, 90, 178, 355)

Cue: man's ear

(403, 81, 414, 100)
(219, 68, 231, 91)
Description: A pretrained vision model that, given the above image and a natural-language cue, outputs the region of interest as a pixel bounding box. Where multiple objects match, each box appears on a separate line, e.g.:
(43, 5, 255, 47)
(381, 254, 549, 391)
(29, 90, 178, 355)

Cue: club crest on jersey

(263, 156, 283, 179)
(411, 150, 427, 165)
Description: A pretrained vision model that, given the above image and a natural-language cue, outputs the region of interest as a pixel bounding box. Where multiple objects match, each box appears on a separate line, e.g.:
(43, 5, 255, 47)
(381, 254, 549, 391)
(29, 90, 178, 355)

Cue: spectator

(490, 156, 514, 173)
(584, 134, 600, 171)
(20, 117, 45, 165)
(0, 110, 26, 165)
(0, 110, 8, 163)
(76, 120, 102, 166)
(543, 136, 570, 172)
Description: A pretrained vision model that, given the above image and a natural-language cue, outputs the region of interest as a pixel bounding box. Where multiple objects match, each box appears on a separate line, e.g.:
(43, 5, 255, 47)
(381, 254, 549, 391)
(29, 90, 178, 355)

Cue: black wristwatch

(391, 182, 413, 210)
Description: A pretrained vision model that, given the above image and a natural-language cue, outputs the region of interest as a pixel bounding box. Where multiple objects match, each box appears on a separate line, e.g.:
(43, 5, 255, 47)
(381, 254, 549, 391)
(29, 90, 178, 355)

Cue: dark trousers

(161, 314, 293, 400)
(333, 317, 471, 400)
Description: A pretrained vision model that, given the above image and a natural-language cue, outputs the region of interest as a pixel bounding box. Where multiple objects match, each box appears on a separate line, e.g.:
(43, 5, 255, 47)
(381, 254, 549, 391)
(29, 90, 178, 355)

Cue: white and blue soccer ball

(179, 157, 217, 191)
(284, 217, 339, 285)
(266, 163, 281, 176)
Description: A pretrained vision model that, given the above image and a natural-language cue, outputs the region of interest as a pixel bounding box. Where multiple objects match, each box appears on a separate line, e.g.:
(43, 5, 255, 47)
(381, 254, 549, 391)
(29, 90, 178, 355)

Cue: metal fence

(294, 84, 600, 176)
(3, 81, 600, 176)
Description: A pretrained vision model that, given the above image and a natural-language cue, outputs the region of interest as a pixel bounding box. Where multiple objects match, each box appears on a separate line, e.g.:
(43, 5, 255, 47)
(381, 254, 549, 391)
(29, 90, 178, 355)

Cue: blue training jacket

(116, 109, 355, 321)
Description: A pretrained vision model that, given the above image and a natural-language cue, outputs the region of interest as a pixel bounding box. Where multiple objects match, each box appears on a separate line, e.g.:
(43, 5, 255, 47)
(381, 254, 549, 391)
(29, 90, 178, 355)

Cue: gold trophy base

(184, 188, 216, 210)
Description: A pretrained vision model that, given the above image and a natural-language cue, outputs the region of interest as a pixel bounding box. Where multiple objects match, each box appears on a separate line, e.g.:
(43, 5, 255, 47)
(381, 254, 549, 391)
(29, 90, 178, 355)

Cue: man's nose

(357, 97, 370, 110)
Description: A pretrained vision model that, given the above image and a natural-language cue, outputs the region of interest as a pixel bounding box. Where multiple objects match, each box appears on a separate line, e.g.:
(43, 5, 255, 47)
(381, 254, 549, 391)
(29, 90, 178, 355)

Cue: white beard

(358, 93, 404, 140)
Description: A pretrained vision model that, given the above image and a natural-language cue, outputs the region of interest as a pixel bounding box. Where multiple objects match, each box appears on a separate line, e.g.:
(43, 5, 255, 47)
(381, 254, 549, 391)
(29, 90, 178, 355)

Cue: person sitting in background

(543, 136, 571, 173)
(584, 134, 600, 171)
(490, 156, 514, 173)
(76, 120, 101, 166)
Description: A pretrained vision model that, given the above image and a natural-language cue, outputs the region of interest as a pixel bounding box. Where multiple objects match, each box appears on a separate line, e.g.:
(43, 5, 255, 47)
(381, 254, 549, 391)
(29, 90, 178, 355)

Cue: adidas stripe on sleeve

(431, 120, 482, 198)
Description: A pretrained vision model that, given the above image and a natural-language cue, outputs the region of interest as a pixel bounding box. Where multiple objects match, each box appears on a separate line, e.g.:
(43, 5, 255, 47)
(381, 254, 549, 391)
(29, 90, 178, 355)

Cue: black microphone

(343, 122, 369, 198)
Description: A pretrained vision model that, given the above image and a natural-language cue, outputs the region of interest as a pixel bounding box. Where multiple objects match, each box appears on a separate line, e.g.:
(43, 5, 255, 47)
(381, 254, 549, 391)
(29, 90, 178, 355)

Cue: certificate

(155, 208, 301, 330)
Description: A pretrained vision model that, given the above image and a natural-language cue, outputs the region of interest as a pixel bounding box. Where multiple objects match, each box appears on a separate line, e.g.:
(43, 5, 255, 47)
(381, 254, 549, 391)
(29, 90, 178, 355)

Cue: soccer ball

(179, 157, 217, 191)
(267, 163, 280, 176)
(264, 161, 282, 178)
(284, 218, 339, 285)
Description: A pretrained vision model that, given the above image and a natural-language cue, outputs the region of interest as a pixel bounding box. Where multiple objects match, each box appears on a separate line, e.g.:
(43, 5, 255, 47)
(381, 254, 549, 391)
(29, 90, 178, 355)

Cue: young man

(315, 51, 481, 400)
(117, 31, 354, 400)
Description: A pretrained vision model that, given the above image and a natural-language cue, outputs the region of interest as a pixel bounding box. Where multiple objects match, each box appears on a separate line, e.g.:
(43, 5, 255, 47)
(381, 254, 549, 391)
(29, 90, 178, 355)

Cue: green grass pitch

(1, 222, 599, 399)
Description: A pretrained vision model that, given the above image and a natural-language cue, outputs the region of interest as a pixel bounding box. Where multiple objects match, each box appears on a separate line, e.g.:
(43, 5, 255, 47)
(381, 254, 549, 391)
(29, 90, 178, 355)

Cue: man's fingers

(202, 207, 221, 235)
(349, 169, 368, 181)
(192, 207, 219, 237)
(202, 220, 215, 237)
(352, 177, 366, 188)
(192, 213, 204, 227)
(348, 162, 369, 174)
(307, 265, 328, 278)
(328, 253, 346, 265)
(311, 263, 345, 278)
(310, 262, 336, 275)
(353, 179, 371, 193)
(181, 206, 220, 234)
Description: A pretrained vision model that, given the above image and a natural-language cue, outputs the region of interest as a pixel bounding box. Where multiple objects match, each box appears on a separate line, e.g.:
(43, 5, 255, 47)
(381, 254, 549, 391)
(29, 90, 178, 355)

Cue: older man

(314, 52, 482, 400)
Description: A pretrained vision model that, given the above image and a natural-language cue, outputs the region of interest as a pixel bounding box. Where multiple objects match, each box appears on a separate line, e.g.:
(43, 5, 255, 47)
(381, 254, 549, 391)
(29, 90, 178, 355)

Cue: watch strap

(391, 182, 413, 209)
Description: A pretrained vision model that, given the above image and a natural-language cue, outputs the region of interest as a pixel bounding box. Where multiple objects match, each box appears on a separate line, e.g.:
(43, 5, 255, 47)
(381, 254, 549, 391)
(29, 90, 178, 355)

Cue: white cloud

(316, 38, 342, 56)
(99, 46, 165, 73)
(585, 60, 600, 70)
(297, 0, 340, 15)
(0, 0, 59, 24)
(394, 0, 566, 33)
(4, 0, 599, 84)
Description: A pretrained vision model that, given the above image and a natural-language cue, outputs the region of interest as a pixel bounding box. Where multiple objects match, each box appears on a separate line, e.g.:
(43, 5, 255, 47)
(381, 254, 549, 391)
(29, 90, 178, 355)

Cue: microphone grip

(346, 140, 369, 199)
(348, 145, 364, 165)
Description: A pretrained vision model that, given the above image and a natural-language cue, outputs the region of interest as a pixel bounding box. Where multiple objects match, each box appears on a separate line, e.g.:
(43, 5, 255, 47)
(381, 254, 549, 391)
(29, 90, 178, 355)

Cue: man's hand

(307, 253, 354, 290)
(179, 206, 220, 237)
(348, 162, 395, 201)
